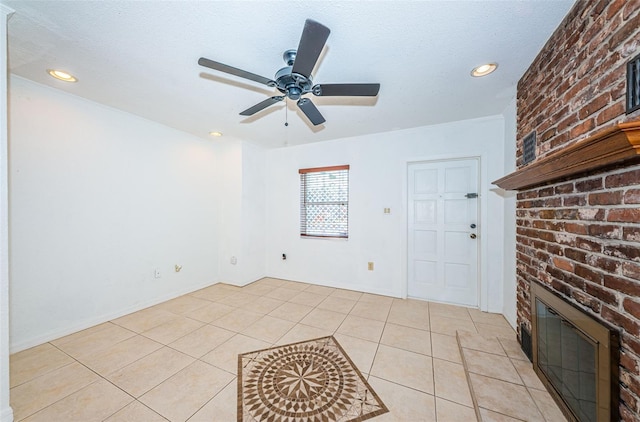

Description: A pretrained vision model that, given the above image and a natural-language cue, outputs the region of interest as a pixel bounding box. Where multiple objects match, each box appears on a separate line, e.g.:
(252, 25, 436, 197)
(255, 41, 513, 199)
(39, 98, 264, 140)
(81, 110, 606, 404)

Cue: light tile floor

(9, 278, 564, 421)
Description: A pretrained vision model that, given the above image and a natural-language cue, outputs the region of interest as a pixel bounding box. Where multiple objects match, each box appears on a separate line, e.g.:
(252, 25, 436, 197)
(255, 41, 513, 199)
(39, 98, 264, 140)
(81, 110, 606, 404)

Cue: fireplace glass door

(536, 298, 597, 422)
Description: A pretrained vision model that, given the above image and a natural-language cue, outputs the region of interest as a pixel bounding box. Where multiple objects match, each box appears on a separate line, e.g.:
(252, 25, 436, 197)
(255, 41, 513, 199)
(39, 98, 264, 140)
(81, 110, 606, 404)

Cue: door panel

(408, 158, 479, 307)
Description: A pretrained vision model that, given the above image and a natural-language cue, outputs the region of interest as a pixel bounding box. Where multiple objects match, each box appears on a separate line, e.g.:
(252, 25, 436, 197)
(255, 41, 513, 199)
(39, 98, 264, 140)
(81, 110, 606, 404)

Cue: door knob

(470, 233, 477, 239)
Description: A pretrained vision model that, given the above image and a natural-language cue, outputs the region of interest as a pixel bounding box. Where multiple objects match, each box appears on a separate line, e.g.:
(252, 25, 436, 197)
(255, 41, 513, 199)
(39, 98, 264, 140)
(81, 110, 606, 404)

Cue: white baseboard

(10, 279, 220, 354)
(0, 406, 13, 422)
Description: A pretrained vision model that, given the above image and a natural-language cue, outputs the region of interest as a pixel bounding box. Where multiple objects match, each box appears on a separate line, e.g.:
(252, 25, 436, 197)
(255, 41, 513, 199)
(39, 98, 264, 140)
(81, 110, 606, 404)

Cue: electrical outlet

(230, 256, 237, 265)
(154, 268, 161, 278)
(368, 262, 374, 271)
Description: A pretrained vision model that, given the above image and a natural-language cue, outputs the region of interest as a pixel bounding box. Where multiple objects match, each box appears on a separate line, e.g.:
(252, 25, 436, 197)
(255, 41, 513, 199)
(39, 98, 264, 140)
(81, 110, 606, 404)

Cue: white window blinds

(299, 165, 349, 238)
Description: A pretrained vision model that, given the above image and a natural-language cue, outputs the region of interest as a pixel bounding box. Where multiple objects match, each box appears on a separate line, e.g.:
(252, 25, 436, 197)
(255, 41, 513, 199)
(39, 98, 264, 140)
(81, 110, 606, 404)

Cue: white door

(408, 158, 479, 307)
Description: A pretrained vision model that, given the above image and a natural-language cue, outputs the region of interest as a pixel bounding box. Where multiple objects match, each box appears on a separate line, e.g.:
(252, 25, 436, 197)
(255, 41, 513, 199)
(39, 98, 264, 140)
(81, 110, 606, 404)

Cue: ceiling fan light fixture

(471, 63, 498, 77)
(47, 69, 77, 82)
(209, 131, 223, 137)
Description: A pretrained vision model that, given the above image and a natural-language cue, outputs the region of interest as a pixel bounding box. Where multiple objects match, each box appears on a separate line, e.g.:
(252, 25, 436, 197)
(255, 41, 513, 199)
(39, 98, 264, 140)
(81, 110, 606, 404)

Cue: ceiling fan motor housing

(275, 68, 312, 100)
(275, 52, 313, 101)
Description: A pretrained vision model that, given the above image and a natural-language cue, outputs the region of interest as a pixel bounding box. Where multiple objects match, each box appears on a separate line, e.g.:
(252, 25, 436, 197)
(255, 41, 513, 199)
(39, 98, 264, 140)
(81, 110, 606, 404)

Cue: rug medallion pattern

(238, 336, 388, 421)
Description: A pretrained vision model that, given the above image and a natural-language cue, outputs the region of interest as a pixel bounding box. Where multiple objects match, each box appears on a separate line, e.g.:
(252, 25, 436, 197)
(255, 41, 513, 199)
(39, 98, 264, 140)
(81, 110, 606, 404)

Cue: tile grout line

(456, 331, 483, 422)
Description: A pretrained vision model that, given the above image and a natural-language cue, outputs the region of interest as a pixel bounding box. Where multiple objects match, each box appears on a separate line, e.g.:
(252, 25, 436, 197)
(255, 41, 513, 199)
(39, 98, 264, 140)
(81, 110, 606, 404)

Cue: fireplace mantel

(493, 121, 640, 190)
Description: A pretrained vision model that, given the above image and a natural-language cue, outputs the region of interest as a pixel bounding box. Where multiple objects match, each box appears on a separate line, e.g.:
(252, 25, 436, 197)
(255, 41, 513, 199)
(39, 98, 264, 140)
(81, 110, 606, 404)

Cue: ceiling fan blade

(291, 19, 330, 78)
(312, 83, 380, 97)
(198, 57, 275, 87)
(240, 96, 284, 116)
(297, 98, 326, 126)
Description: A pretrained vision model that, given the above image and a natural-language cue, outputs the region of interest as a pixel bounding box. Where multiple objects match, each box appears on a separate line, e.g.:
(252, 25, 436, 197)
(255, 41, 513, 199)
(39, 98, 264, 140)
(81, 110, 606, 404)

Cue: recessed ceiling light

(47, 69, 77, 82)
(471, 63, 498, 77)
(209, 131, 223, 137)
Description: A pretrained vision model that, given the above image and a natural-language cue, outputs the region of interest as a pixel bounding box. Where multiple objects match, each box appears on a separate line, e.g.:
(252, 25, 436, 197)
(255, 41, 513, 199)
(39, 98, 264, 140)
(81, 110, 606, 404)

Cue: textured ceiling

(4, 0, 575, 148)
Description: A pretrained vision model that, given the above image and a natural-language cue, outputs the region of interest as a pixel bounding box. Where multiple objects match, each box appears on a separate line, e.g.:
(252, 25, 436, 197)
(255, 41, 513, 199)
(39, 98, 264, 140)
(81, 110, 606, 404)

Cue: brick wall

(515, 1, 640, 420)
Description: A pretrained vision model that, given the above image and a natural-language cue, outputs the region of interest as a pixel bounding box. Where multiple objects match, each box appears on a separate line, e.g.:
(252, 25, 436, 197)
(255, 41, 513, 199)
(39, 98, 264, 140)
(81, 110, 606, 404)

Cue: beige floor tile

(189, 284, 237, 302)
(479, 408, 526, 421)
(349, 300, 391, 321)
(80, 335, 163, 376)
(22, 379, 133, 422)
(304, 284, 335, 296)
(429, 302, 472, 321)
(430, 315, 477, 336)
(154, 295, 211, 316)
(264, 286, 301, 301)
(187, 379, 237, 422)
(371, 344, 434, 394)
(278, 280, 310, 291)
(463, 348, 522, 385)
(210, 309, 263, 332)
(218, 292, 260, 307)
(433, 358, 473, 407)
(387, 300, 429, 330)
(240, 315, 296, 343)
(168, 324, 235, 358)
(470, 373, 542, 421)
(511, 358, 545, 390)
(367, 376, 436, 422)
(499, 338, 530, 361)
(475, 322, 516, 340)
(201, 334, 271, 374)
(458, 333, 507, 355)
(238, 296, 284, 314)
(529, 388, 567, 421)
(140, 361, 234, 422)
(104, 400, 168, 422)
(50, 322, 114, 346)
(435, 397, 477, 422)
(106, 347, 194, 397)
(268, 301, 314, 322)
(183, 302, 236, 323)
(112, 308, 180, 333)
(317, 296, 357, 314)
(468, 308, 513, 327)
(288, 291, 325, 307)
(359, 293, 394, 306)
(253, 277, 286, 287)
(431, 332, 462, 364)
(333, 333, 379, 375)
(142, 316, 204, 345)
(380, 323, 431, 355)
(330, 288, 363, 301)
(10, 343, 75, 388)
(300, 307, 347, 331)
(274, 324, 333, 346)
(240, 282, 276, 296)
(51, 322, 136, 359)
(337, 315, 385, 342)
(10, 362, 100, 420)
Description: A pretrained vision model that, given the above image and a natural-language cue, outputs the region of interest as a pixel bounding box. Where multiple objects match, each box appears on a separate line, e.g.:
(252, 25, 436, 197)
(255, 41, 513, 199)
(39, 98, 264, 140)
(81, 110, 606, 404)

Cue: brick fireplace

(495, 1, 640, 420)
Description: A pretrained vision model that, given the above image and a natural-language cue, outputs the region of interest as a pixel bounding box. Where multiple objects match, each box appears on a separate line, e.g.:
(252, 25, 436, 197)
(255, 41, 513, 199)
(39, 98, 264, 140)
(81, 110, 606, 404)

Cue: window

(299, 165, 349, 238)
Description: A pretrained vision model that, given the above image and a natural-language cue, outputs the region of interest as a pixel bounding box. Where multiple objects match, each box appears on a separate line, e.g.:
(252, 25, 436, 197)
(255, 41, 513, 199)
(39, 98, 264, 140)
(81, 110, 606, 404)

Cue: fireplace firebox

(531, 282, 619, 422)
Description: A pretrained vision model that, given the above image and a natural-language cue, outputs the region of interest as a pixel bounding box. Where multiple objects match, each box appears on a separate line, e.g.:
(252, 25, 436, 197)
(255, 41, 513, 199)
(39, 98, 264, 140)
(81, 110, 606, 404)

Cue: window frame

(299, 165, 350, 239)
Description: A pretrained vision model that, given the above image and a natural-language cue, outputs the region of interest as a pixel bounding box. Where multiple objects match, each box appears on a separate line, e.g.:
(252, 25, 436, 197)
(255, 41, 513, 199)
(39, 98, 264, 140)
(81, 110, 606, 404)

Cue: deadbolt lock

(470, 223, 476, 229)
(470, 233, 477, 239)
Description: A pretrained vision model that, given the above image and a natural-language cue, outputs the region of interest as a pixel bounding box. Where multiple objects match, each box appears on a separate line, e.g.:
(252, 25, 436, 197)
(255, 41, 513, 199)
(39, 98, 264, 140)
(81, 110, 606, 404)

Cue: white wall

(9, 76, 222, 352)
(265, 116, 510, 312)
(501, 98, 518, 328)
(217, 140, 266, 285)
(1, 6, 14, 422)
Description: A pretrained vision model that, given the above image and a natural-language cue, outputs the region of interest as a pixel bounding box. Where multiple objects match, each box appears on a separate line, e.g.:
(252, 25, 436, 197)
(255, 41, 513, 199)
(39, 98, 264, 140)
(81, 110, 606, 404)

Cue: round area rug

(238, 336, 388, 422)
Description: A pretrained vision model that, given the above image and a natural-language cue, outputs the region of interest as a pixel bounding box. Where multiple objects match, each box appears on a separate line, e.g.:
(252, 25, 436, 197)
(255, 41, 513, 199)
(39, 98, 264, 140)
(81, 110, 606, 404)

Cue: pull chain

(285, 98, 289, 127)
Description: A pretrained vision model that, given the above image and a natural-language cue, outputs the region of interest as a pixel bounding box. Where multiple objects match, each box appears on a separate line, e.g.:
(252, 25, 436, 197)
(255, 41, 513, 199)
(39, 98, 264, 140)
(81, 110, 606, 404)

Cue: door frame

(402, 153, 489, 311)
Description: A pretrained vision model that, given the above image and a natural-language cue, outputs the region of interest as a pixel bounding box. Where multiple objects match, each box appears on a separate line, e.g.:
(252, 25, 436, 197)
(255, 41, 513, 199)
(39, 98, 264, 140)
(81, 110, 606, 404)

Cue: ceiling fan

(198, 19, 380, 126)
